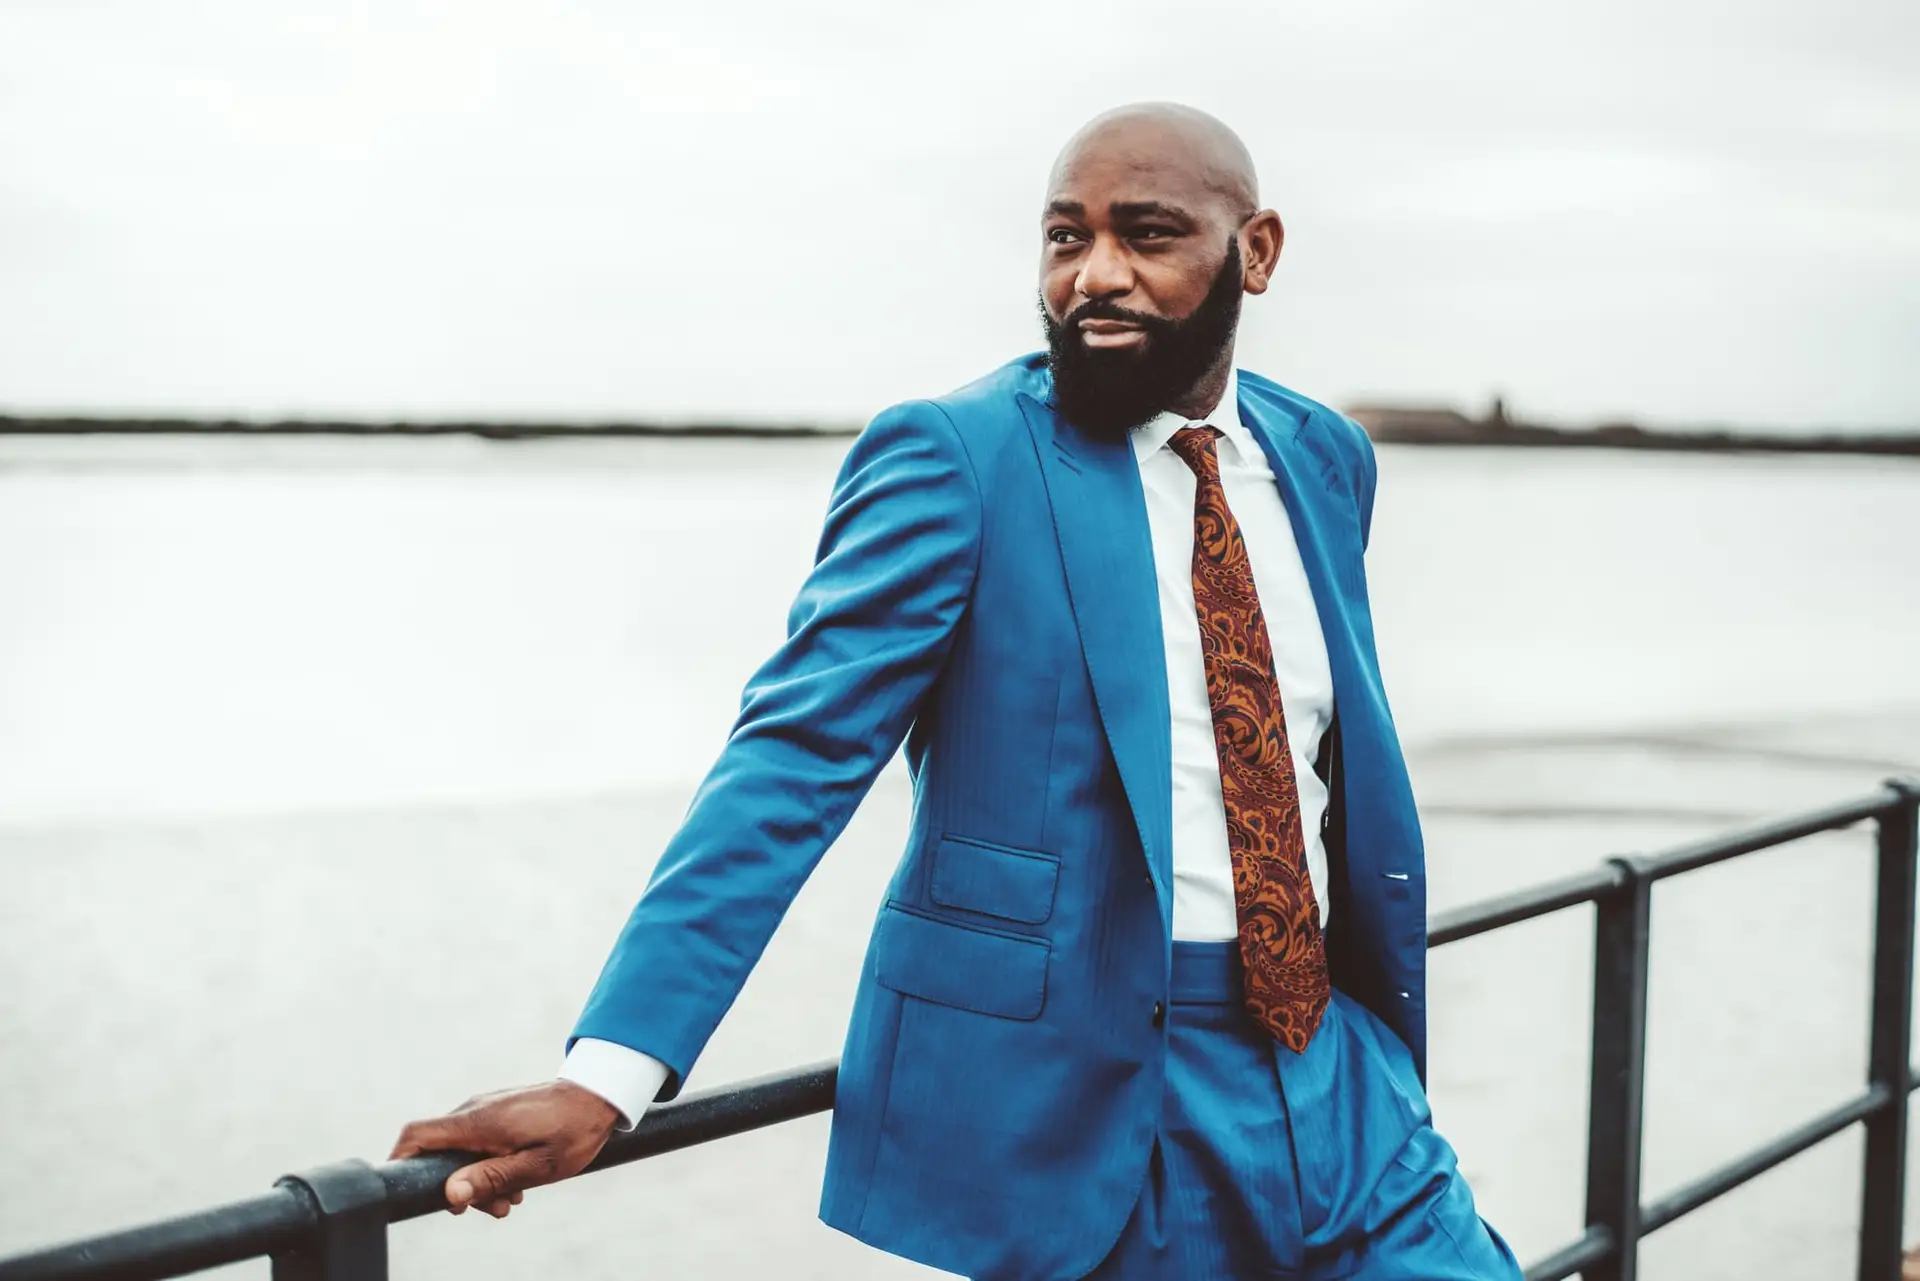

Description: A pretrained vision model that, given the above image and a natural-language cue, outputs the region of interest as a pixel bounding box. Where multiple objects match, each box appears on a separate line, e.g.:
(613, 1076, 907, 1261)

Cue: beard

(1040, 238, 1244, 439)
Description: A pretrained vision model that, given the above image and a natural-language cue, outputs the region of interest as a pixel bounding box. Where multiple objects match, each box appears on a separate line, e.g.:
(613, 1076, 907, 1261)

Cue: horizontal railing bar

(593, 1059, 838, 1169)
(1640, 1086, 1893, 1234)
(0, 1065, 844, 1279)
(384, 1063, 844, 1222)
(347, 1058, 843, 1220)
(0, 1191, 311, 1281)
(376, 1059, 843, 1223)
(1632, 789, 1900, 883)
(1521, 1226, 1615, 1281)
(1430, 864, 1624, 947)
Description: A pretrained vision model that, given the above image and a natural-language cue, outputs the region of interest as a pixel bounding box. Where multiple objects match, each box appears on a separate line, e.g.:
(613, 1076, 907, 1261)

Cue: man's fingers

(478, 1192, 523, 1219)
(445, 1151, 554, 1211)
(389, 1114, 480, 1161)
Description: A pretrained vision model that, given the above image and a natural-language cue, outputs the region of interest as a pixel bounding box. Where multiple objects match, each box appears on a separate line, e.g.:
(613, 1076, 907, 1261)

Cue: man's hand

(388, 1080, 621, 1219)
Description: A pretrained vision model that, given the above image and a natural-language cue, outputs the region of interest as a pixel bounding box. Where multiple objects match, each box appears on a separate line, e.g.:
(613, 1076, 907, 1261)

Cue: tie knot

(1169, 424, 1221, 472)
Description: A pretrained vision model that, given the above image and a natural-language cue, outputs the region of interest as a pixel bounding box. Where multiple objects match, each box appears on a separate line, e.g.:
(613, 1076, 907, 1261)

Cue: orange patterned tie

(1168, 425, 1331, 1053)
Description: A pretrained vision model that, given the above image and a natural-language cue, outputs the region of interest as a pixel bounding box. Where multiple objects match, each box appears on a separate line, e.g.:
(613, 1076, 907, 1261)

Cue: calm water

(2, 436, 1918, 1278)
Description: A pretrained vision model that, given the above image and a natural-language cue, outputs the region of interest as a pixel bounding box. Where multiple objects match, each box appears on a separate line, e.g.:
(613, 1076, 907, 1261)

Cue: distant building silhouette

(1344, 398, 1511, 443)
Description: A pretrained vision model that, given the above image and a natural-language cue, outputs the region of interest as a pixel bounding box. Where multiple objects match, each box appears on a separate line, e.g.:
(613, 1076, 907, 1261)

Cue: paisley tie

(1168, 425, 1331, 1053)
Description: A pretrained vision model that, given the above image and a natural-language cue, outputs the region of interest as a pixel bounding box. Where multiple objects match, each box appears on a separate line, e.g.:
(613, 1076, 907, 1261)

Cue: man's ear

(1241, 210, 1285, 295)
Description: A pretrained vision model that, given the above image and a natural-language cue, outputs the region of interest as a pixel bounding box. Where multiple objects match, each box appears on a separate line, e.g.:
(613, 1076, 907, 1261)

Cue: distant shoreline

(0, 414, 859, 440)
(1363, 418, 1920, 457)
(3, 412, 1917, 456)
(1348, 399, 1920, 457)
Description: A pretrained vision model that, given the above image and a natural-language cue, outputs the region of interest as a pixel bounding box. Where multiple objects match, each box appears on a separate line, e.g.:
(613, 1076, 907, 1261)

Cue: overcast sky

(1, 1, 1914, 429)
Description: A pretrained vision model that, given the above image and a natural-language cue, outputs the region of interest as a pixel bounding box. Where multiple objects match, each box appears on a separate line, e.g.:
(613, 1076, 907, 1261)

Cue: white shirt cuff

(559, 1038, 672, 1132)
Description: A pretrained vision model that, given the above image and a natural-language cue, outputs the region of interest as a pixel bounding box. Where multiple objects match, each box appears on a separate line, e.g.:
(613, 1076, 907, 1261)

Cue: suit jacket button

(1151, 1001, 1165, 1028)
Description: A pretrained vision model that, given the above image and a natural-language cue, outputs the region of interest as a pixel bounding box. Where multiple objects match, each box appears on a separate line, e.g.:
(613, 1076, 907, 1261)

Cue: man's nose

(1075, 234, 1134, 302)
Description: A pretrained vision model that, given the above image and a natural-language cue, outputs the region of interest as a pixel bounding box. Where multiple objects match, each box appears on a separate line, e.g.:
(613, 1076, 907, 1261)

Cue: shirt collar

(1130, 364, 1244, 462)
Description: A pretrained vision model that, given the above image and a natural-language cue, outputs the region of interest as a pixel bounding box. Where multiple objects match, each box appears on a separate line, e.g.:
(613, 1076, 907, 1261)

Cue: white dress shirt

(561, 363, 1336, 1127)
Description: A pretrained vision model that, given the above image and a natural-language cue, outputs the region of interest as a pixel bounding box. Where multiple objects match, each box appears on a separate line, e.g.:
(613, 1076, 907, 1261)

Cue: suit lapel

(1237, 393, 1352, 645)
(1018, 393, 1174, 915)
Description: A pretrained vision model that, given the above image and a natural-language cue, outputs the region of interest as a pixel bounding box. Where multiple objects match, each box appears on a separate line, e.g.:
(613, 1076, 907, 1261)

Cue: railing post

(1583, 858, 1652, 1281)
(272, 1159, 390, 1281)
(1860, 781, 1918, 1281)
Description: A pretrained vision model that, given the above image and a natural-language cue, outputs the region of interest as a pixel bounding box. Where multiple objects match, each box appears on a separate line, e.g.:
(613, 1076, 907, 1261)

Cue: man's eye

(1047, 228, 1083, 245)
(1132, 226, 1178, 241)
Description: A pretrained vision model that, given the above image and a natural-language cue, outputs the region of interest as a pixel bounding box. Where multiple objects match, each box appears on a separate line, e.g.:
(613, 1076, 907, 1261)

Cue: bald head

(1037, 104, 1284, 433)
(1048, 103, 1260, 222)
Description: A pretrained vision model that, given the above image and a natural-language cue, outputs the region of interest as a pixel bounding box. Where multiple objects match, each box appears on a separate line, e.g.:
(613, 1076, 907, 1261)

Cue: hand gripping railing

(3, 782, 1916, 1281)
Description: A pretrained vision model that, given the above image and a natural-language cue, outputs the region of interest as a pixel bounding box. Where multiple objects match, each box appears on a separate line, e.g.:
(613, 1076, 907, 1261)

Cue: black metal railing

(3, 781, 1916, 1281)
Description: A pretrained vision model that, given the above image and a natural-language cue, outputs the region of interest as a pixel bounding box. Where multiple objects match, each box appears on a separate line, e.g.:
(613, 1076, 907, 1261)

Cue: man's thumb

(446, 1150, 553, 1209)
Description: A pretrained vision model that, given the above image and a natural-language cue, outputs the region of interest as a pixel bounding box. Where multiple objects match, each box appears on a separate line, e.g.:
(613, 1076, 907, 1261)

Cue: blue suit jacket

(573, 355, 1427, 1281)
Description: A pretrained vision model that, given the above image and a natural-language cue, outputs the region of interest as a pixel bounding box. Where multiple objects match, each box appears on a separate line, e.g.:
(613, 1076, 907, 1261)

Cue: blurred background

(2, 2, 1917, 1278)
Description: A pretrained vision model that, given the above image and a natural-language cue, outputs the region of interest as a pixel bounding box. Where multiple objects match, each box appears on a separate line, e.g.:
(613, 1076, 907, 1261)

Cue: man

(392, 103, 1522, 1279)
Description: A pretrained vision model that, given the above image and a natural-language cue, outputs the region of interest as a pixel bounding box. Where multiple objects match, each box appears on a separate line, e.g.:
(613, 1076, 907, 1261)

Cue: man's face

(1037, 141, 1254, 435)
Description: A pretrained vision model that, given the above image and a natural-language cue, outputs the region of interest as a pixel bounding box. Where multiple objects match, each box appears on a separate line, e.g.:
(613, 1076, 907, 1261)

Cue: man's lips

(1075, 317, 1149, 350)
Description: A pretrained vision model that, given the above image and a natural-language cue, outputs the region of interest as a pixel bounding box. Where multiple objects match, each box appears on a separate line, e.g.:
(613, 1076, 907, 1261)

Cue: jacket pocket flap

(873, 905, 1049, 1021)
(929, 835, 1061, 924)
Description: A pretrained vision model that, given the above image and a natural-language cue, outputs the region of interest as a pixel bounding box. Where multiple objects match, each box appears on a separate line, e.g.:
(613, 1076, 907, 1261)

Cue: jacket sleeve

(569, 400, 982, 1099)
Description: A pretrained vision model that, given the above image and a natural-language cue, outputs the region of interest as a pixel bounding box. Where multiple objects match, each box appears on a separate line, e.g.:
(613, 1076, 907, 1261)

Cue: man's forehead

(1048, 155, 1223, 216)
(1045, 114, 1254, 219)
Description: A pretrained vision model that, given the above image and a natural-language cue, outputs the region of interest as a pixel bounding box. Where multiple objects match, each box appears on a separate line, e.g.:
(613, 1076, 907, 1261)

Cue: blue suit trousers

(1078, 943, 1521, 1280)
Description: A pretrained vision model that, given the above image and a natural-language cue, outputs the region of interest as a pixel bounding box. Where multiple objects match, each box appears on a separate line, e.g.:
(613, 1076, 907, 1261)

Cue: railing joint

(271, 1159, 390, 1281)
(1602, 854, 1648, 889)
